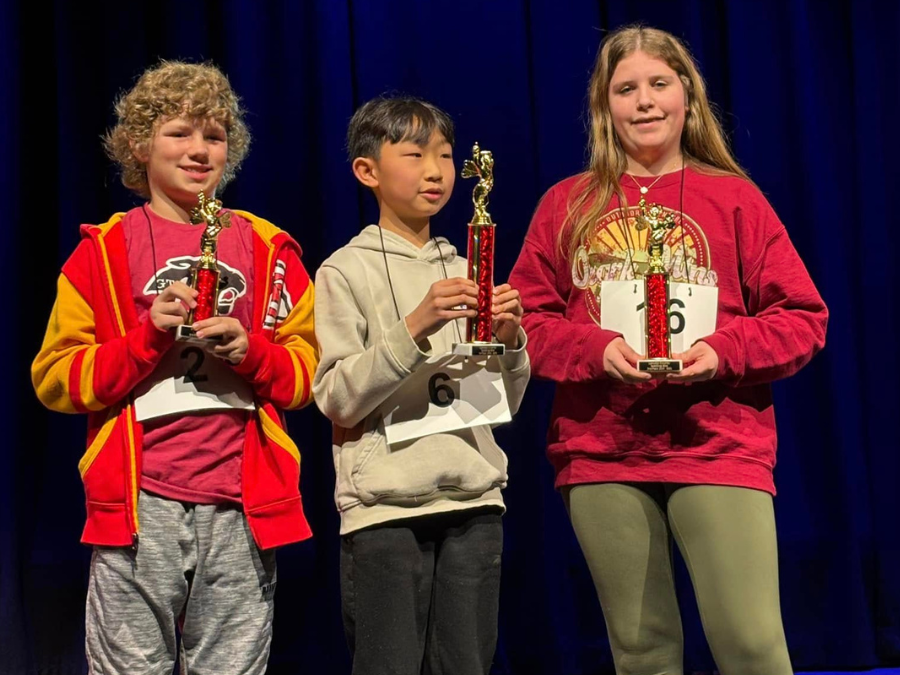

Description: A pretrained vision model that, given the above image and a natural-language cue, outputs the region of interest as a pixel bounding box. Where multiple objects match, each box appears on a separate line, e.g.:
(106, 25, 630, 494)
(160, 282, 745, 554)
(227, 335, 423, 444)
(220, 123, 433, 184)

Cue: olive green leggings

(565, 483, 793, 675)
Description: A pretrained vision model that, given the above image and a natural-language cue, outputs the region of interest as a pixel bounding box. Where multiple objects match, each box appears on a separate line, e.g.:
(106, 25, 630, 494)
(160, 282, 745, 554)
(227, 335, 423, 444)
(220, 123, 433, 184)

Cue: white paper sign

(379, 353, 512, 445)
(600, 280, 719, 354)
(133, 343, 256, 422)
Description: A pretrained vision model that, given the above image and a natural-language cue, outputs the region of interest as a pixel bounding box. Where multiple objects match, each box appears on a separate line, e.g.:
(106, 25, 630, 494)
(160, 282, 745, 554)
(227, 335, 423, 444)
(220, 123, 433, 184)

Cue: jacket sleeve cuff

(233, 333, 270, 378)
(129, 319, 175, 362)
(384, 319, 431, 374)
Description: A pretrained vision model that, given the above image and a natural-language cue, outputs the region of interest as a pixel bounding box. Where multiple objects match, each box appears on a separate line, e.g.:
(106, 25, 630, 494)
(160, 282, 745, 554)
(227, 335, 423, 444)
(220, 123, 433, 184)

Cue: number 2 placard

(379, 353, 512, 445)
(599, 280, 719, 354)
(133, 343, 256, 422)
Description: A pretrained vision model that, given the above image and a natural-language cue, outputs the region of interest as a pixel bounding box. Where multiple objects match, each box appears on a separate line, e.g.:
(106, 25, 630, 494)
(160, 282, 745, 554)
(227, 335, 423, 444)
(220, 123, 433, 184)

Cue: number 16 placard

(600, 280, 719, 355)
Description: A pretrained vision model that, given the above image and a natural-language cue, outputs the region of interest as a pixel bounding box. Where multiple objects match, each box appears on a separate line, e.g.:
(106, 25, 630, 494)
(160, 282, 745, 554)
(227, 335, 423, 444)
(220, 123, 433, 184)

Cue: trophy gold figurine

(635, 198, 682, 372)
(174, 192, 232, 342)
(453, 143, 504, 357)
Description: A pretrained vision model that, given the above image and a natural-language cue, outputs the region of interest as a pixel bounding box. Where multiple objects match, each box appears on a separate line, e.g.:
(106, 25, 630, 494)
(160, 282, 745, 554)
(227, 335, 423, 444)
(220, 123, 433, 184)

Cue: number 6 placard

(599, 280, 719, 355)
(379, 353, 512, 445)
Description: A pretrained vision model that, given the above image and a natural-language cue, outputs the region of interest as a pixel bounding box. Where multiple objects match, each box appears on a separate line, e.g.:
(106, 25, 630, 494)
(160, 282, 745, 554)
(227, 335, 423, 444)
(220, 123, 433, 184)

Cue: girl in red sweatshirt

(510, 24, 827, 675)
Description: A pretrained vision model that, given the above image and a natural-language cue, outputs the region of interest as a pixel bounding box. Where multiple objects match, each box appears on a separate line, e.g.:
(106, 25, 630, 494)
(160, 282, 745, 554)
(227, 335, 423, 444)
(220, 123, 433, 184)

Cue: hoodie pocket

(350, 423, 507, 506)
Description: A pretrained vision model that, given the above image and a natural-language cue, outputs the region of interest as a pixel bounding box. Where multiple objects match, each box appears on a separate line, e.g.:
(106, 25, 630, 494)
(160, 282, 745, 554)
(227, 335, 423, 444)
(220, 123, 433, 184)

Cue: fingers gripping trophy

(174, 192, 232, 342)
(453, 142, 504, 356)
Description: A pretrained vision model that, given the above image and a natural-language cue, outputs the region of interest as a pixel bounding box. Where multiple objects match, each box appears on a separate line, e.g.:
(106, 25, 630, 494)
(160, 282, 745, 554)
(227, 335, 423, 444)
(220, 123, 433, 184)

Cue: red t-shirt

(124, 205, 255, 504)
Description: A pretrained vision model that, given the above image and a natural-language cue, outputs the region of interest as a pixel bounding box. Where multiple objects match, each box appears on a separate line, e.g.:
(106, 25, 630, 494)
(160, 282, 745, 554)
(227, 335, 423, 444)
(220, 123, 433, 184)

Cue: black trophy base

(174, 325, 223, 344)
(452, 342, 505, 357)
(638, 358, 682, 373)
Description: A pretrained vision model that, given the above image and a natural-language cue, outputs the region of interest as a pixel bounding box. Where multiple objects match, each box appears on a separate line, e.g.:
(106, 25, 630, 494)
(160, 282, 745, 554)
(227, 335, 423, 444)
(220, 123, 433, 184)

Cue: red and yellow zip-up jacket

(31, 210, 318, 550)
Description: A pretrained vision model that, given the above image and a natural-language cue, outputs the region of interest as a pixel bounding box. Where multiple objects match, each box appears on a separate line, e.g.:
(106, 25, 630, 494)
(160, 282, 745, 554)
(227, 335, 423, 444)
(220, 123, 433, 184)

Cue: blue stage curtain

(2, 1, 897, 673)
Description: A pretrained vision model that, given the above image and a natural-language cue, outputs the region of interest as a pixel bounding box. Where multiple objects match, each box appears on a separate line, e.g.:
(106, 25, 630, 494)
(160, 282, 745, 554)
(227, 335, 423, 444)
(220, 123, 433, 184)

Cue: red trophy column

(645, 272, 670, 359)
(636, 203, 682, 373)
(467, 223, 495, 344)
(192, 266, 220, 322)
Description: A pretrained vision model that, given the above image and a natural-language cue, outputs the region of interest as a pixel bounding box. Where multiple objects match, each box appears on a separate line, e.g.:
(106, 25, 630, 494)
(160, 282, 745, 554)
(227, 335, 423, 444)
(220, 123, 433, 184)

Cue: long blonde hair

(562, 25, 750, 261)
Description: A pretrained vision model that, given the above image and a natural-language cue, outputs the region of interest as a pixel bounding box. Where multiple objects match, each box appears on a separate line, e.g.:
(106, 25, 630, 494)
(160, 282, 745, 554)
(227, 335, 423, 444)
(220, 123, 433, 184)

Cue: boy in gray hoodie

(313, 96, 530, 674)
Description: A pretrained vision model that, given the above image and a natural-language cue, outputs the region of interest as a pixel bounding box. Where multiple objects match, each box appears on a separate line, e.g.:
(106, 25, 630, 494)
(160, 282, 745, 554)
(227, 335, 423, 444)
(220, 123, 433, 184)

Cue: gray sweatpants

(86, 491, 277, 675)
(566, 483, 792, 675)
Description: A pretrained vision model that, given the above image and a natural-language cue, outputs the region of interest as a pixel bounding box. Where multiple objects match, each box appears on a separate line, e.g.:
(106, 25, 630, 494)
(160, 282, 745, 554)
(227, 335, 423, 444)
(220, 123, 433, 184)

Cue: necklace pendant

(640, 186, 649, 195)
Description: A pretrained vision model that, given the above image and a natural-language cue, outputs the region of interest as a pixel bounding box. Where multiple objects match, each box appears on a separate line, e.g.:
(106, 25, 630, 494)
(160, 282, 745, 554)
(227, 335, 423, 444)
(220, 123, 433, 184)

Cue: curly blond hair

(104, 60, 251, 198)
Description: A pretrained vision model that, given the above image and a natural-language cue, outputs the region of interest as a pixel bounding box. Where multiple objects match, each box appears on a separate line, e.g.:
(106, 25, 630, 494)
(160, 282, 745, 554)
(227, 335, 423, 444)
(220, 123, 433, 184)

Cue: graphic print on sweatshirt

(572, 205, 718, 326)
(142, 256, 248, 317)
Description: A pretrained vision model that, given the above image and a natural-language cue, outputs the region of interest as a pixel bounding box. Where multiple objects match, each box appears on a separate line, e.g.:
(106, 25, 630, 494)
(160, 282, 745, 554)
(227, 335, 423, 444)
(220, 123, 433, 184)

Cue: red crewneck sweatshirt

(509, 168, 828, 494)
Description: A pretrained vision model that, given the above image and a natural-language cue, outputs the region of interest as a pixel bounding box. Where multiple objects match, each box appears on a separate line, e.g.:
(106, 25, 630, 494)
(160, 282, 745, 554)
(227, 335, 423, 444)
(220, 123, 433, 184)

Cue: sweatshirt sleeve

(312, 263, 431, 429)
(31, 271, 174, 414)
(700, 190, 828, 386)
(232, 248, 319, 410)
(498, 328, 530, 415)
(509, 185, 622, 384)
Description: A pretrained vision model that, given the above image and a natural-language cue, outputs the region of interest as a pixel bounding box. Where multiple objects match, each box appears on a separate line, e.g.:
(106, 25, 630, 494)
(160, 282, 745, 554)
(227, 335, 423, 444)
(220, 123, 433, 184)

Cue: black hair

(347, 95, 455, 161)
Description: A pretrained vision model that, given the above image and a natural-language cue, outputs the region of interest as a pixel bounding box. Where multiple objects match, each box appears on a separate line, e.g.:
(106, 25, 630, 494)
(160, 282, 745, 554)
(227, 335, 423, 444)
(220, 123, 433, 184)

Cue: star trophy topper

(452, 142, 504, 357)
(634, 194, 682, 372)
(174, 192, 232, 342)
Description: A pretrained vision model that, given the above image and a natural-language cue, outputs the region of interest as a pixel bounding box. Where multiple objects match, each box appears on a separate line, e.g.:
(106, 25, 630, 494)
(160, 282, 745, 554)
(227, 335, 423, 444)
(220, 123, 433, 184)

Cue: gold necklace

(627, 172, 666, 196)
(626, 173, 668, 213)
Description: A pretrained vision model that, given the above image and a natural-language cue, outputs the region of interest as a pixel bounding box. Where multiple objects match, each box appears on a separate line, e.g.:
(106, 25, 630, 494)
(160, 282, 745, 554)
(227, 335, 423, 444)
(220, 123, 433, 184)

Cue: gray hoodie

(313, 225, 531, 534)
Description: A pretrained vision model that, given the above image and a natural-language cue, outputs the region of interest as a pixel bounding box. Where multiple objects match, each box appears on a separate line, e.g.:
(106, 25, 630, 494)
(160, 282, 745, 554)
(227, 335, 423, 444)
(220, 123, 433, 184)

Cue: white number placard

(600, 280, 719, 354)
(133, 343, 256, 422)
(379, 353, 512, 445)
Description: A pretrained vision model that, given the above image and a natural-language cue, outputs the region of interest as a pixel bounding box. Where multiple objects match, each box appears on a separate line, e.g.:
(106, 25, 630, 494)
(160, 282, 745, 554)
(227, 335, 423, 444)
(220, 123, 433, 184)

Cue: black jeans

(340, 508, 504, 675)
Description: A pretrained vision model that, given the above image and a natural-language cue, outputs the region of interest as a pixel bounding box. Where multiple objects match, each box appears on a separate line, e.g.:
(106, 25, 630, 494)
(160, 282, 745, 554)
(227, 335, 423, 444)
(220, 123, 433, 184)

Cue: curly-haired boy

(32, 61, 318, 673)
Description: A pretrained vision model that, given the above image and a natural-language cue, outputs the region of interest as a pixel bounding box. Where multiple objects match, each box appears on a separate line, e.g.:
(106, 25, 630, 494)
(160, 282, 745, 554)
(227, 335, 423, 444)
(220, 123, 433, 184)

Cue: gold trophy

(452, 143, 504, 356)
(635, 199, 682, 372)
(174, 192, 231, 342)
